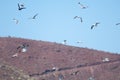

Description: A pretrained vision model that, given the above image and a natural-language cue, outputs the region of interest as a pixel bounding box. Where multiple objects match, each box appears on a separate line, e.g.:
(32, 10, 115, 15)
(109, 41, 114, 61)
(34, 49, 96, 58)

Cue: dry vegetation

(0, 37, 120, 80)
(0, 60, 35, 80)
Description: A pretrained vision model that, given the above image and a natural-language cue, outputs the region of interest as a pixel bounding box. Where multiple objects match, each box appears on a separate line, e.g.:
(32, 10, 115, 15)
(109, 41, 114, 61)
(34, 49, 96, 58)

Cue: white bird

(18, 3, 26, 10)
(76, 41, 83, 44)
(13, 18, 19, 24)
(102, 58, 110, 62)
(78, 2, 88, 9)
(12, 53, 18, 58)
(74, 16, 83, 23)
(91, 22, 100, 29)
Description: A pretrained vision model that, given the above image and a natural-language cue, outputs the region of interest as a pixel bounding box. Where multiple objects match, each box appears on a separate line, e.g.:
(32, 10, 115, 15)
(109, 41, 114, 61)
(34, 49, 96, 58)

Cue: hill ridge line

(29, 58, 120, 77)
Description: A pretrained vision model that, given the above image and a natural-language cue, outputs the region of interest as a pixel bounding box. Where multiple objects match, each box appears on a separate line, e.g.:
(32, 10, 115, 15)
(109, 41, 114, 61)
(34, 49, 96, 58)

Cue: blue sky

(0, 0, 120, 53)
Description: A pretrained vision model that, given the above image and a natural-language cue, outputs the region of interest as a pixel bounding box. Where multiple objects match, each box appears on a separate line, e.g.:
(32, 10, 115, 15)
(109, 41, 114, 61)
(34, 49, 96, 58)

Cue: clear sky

(0, 0, 120, 53)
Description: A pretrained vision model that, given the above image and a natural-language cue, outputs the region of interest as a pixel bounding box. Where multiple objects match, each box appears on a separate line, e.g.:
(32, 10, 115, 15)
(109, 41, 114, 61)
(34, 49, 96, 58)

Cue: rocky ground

(0, 37, 120, 80)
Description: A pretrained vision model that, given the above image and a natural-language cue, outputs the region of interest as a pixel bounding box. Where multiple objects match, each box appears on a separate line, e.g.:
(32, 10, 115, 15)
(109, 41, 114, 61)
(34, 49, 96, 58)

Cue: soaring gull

(74, 16, 83, 23)
(78, 2, 88, 9)
(32, 13, 38, 19)
(91, 22, 100, 29)
(18, 3, 26, 10)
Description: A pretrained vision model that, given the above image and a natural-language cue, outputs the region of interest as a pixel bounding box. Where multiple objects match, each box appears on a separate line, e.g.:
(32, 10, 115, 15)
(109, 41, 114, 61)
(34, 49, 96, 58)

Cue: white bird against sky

(91, 22, 100, 29)
(18, 3, 26, 10)
(78, 2, 88, 9)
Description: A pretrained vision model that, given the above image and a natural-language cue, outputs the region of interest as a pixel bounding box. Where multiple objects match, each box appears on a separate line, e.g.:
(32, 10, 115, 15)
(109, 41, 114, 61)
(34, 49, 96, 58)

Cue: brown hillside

(0, 37, 120, 80)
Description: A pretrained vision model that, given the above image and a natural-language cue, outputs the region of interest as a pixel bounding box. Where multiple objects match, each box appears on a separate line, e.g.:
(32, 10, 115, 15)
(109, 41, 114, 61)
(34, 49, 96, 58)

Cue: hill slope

(0, 37, 120, 80)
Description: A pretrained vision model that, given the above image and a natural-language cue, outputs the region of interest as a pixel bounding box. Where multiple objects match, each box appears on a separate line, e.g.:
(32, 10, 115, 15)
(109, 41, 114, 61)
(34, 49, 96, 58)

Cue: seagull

(31, 13, 38, 19)
(91, 22, 100, 29)
(62, 40, 67, 45)
(74, 16, 83, 23)
(18, 3, 26, 10)
(76, 41, 83, 44)
(13, 18, 19, 24)
(116, 23, 120, 25)
(78, 2, 88, 9)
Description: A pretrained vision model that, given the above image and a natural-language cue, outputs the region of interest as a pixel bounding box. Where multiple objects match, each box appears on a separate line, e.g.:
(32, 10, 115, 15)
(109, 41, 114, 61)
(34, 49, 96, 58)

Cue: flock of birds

(13, 2, 120, 30)
(73, 2, 120, 30)
(13, 3, 39, 24)
(13, 2, 100, 30)
(73, 2, 101, 30)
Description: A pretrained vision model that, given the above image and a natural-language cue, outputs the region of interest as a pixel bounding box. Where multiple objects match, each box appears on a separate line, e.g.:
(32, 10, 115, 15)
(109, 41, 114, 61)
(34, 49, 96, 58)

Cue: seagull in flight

(91, 22, 100, 29)
(74, 16, 83, 23)
(76, 41, 83, 44)
(18, 3, 26, 10)
(29, 13, 38, 19)
(78, 2, 88, 9)
(32, 13, 38, 19)
(13, 18, 19, 24)
(116, 23, 120, 25)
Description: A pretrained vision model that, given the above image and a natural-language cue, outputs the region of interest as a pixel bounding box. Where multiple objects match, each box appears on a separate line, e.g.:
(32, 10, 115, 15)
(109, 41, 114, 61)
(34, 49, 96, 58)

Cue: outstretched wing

(33, 13, 38, 19)
(80, 17, 83, 23)
(18, 3, 21, 10)
(73, 16, 78, 19)
(116, 23, 120, 25)
(91, 25, 94, 29)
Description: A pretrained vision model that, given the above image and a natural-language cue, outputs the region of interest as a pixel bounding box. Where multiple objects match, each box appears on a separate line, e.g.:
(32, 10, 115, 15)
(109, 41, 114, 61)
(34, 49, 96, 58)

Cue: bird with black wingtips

(91, 22, 100, 29)
(18, 3, 26, 10)
(78, 2, 88, 9)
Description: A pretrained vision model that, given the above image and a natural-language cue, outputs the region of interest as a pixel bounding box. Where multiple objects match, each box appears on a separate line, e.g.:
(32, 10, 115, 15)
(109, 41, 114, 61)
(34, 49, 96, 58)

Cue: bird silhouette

(29, 13, 38, 19)
(74, 16, 83, 23)
(13, 18, 19, 24)
(91, 22, 100, 29)
(116, 23, 120, 25)
(18, 3, 26, 10)
(78, 2, 88, 9)
(76, 41, 83, 44)
(32, 13, 38, 19)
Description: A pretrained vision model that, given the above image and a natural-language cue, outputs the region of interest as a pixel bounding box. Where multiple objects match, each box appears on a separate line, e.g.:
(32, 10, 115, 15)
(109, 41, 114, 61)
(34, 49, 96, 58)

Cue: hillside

(0, 37, 120, 80)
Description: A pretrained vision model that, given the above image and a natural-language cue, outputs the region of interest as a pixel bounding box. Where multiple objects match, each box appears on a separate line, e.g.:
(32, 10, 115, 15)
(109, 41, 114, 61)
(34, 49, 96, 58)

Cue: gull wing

(91, 25, 94, 29)
(18, 3, 21, 10)
(33, 13, 38, 19)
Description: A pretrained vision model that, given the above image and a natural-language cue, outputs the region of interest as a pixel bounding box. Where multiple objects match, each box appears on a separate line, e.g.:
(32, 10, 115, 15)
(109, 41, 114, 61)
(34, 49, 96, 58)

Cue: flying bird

(13, 18, 19, 24)
(74, 16, 83, 23)
(32, 13, 38, 19)
(76, 41, 83, 44)
(116, 23, 120, 25)
(18, 3, 26, 10)
(78, 2, 88, 9)
(91, 22, 100, 29)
